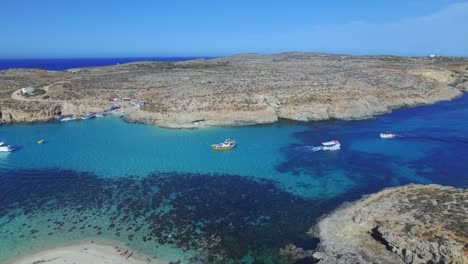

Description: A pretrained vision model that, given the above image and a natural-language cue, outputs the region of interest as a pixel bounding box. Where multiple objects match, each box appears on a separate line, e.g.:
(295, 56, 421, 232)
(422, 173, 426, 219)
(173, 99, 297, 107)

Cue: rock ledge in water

(309, 184, 467, 264)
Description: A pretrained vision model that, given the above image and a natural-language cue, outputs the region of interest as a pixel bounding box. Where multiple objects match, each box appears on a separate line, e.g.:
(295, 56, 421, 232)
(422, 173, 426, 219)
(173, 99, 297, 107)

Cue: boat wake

(298, 140, 341, 152)
(378, 130, 468, 147)
(399, 134, 468, 145)
(295, 146, 322, 152)
(307, 146, 324, 152)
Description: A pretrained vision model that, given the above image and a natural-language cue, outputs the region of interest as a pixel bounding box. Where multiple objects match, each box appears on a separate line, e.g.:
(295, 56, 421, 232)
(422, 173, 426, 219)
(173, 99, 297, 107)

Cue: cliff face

(0, 102, 62, 124)
(0, 53, 467, 127)
(307, 184, 467, 264)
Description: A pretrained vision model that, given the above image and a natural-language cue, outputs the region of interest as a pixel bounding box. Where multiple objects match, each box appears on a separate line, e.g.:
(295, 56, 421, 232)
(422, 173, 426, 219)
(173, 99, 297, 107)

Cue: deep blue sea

(0, 57, 214, 71)
(0, 95, 467, 263)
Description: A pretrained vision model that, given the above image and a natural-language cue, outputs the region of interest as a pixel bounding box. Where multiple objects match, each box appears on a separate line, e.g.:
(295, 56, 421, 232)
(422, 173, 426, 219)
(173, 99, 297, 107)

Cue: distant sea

(0, 57, 214, 71)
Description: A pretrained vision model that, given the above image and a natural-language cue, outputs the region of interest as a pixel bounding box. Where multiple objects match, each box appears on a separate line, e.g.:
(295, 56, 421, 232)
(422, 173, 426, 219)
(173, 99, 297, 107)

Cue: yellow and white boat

(37, 139, 45, 144)
(211, 139, 236, 150)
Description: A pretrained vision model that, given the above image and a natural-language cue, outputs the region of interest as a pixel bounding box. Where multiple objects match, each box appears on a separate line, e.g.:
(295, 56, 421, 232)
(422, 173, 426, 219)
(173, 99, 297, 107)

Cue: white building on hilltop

(21, 87, 36, 95)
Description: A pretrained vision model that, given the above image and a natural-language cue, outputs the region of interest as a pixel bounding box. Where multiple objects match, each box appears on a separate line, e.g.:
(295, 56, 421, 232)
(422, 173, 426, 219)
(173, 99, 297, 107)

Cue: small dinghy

(321, 140, 341, 151)
(37, 139, 45, 144)
(380, 131, 396, 139)
(211, 139, 236, 150)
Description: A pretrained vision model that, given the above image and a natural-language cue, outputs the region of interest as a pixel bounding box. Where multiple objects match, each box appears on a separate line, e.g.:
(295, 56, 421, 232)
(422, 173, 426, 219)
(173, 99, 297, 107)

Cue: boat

(37, 139, 44, 144)
(0, 145, 15, 152)
(81, 112, 96, 120)
(95, 113, 104, 118)
(211, 139, 236, 150)
(60, 116, 76, 122)
(321, 140, 341, 151)
(380, 131, 396, 139)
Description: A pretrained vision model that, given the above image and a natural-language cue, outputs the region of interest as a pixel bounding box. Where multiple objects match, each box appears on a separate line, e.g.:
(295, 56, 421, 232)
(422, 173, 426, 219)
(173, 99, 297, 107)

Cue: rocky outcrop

(279, 243, 315, 263)
(306, 184, 467, 264)
(0, 104, 62, 124)
(59, 102, 108, 117)
(1, 53, 467, 127)
(0, 101, 109, 124)
(123, 106, 279, 128)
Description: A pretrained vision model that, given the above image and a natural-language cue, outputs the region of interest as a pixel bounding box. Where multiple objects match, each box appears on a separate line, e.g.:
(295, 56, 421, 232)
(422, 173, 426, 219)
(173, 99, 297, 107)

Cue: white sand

(9, 241, 168, 264)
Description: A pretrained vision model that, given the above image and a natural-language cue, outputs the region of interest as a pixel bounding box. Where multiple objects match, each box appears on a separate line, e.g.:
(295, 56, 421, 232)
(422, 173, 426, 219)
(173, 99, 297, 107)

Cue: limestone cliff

(304, 184, 467, 264)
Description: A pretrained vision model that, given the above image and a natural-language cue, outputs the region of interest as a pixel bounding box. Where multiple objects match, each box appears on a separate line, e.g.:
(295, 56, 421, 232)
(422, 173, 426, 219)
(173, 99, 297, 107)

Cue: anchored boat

(321, 140, 341, 151)
(211, 139, 236, 150)
(380, 131, 396, 139)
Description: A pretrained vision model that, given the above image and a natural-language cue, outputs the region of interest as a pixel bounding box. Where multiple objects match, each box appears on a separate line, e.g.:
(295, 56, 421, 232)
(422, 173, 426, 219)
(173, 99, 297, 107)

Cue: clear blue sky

(2, 0, 468, 58)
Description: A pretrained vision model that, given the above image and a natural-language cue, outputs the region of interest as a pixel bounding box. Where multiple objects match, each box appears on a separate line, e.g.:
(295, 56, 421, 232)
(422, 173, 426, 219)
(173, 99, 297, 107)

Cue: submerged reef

(0, 169, 324, 263)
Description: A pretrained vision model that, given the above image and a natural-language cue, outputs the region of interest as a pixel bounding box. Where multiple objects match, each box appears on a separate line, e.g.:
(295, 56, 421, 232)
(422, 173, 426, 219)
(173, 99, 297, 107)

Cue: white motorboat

(321, 140, 341, 151)
(60, 116, 77, 122)
(380, 131, 396, 139)
(0, 145, 15, 152)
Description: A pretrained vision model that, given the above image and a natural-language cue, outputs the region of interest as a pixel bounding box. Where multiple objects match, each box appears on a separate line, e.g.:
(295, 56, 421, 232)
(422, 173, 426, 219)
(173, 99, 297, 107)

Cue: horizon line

(1, 51, 467, 60)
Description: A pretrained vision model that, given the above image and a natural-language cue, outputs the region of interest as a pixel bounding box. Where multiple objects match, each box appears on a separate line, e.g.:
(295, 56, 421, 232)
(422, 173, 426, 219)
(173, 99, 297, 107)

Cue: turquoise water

(0, 95, 467, 263)
(0, 119, 320, 197)
(0, 118, 299, 178)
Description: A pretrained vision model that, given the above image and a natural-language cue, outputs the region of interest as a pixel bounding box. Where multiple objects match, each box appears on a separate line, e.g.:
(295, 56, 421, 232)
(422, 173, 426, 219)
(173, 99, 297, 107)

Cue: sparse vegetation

(0, 53, 467, 126)
(24, 88, 46, 97)
(308, 185, 467, 264)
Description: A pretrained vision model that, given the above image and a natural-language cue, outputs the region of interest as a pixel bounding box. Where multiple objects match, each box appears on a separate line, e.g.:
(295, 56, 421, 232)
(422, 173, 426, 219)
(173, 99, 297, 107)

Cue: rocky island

(281, 184, 467, 264)
(0, 53, 467, 128)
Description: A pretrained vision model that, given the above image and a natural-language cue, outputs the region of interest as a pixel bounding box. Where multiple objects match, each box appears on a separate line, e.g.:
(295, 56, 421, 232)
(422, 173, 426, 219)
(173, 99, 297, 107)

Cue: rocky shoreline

(281, 184, 467, 264)
(1, 53, 467, 128)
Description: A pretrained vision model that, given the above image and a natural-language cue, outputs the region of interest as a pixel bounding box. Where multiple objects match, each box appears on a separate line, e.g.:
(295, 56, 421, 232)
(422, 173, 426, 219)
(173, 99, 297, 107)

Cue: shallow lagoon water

(0, 95, 467, 263)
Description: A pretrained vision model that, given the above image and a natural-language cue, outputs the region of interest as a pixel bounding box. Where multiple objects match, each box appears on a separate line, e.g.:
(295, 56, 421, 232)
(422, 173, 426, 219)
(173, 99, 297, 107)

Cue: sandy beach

(8, 240, 168, 264)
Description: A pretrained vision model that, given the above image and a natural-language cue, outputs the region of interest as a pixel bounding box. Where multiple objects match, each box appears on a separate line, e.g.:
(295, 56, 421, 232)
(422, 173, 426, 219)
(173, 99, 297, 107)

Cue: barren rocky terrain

(1, 53, 467, 127)
(281, 184, 467, 264)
